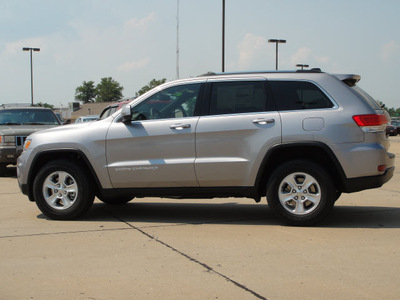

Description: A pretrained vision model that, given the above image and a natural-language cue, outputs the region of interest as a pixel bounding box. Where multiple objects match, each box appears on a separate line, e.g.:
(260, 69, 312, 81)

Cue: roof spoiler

(334, 74, 361, 87)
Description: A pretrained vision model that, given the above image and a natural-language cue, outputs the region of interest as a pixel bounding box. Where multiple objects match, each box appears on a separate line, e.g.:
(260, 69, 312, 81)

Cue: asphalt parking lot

(1, 139, 400, 300)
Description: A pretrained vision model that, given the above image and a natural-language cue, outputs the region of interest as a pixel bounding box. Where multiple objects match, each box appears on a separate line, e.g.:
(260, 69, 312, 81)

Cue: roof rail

(198, 69, 324, 77)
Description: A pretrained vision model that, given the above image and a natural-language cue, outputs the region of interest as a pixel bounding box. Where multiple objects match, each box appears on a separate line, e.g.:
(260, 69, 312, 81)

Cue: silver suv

(17, 70, 395, 225)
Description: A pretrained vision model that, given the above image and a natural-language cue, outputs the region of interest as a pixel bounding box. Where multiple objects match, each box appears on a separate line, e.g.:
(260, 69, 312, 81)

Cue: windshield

(0, 109, 60, 125)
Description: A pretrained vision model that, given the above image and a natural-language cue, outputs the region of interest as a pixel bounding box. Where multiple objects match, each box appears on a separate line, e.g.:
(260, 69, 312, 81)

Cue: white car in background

(74, 115, 99, 123)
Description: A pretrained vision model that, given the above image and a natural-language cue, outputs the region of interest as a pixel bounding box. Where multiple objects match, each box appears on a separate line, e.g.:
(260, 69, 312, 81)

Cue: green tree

(35, 102, 54, 109)
(135, 78, 167, 97)
(95, 77, 124, 103)
(75, 81, 96, 103)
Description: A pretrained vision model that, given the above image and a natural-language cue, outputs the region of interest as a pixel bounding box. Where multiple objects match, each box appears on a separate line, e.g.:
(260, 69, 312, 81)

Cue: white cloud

(290, 47, 311, 66)
(4, 38, 44, 55)
(381, 41, 400, 62)
(236, 33, 267, 69)
(315, 56, 330, 64)
(124, 12, 156, 31)
(117, 58, 150, 71)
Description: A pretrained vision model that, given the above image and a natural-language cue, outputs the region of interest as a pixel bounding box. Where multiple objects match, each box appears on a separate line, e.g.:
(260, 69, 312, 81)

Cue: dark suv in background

(0, 106, 60, 174)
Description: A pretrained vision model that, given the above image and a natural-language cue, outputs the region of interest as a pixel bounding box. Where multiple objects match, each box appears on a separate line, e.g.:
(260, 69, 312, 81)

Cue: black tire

(97, 195, 133, 205)
(266, 160, 336, 226)
(33, 160, 95, 220)
(0, 163, 7, 176)
(335, 190, 342, 202)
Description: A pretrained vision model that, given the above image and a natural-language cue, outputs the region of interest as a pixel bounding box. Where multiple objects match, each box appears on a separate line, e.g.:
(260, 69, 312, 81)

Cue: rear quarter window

(350, 86, 382, 110)
(269, 81, 334, 111)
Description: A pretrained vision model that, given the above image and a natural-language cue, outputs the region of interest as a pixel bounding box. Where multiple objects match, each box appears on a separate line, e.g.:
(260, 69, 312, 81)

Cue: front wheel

(33, 160, 94, 220)
(266, 160, 336, 226)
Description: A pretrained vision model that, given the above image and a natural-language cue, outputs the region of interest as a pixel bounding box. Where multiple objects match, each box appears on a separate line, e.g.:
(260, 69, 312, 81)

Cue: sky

(1, 0, 400, 108)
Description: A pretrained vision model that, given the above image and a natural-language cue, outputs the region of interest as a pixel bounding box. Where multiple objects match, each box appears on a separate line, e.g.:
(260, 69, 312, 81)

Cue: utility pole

(176, 0, 180, 79)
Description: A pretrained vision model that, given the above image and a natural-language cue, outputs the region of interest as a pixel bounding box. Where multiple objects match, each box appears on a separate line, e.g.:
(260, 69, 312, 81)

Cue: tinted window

(209, 81, 267, 115)
(351, 86, 381, 110)
(269, 81, 334, 111)
(131, 83, 202, 121)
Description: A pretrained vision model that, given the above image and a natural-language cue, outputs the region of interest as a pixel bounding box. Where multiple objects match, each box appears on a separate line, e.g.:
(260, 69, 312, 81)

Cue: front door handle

(253, 118, 275, 125)
(170, 123, 191, 130)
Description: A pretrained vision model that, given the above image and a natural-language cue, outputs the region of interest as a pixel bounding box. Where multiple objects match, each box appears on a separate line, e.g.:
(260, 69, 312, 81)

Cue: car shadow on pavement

(87, 201, 276, 226)
(42, 201, 400, 228)
(0, 166, 17, 178)
(321, 205, 400, 228)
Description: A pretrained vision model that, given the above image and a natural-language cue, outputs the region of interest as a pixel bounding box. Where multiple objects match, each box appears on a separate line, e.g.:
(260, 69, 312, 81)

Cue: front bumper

(0, 147, 21, 164)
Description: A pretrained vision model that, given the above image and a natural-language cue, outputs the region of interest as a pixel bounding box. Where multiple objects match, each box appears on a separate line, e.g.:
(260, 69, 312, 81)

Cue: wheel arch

(255, 142, 347, 197)
(26, 149, 102, 201)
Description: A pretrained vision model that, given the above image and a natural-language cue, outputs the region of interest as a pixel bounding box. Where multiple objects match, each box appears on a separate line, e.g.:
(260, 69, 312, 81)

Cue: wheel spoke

(47, 193, 59, 205)
(302, 175, 315, 191)
(61, 196, 72, 208)
(294, 201, 306, 214)
(58, 172, 68, 186)
(306, 194, 320, 204)
(43, 179, 58, 191)
(285, 175, 298, 191)
(282, 195, 294, 203)
(65, 183, 78, 194)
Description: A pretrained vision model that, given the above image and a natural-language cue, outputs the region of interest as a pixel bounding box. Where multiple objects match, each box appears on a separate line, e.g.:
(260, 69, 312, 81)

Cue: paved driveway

(1, 139, 400, 299)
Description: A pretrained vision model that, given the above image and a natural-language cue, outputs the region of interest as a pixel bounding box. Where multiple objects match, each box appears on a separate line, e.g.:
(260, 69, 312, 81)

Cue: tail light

(352, 114, 388, 133)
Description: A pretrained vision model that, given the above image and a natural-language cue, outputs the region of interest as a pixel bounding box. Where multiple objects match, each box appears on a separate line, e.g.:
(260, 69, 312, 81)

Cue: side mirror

(120, 105, 132, 123)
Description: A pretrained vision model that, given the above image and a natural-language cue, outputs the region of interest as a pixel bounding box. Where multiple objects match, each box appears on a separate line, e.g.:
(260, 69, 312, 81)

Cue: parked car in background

(75, 115, 99, 123)
(99, 100, 131, 120)
(391, 120, 400, 134)
(386, 123, 398, 136)
(55, 113, 64, 124)
(0, 106, 60, 174)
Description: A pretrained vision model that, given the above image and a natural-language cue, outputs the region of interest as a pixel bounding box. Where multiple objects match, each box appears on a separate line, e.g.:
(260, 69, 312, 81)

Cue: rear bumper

(342, 166, 395, 193)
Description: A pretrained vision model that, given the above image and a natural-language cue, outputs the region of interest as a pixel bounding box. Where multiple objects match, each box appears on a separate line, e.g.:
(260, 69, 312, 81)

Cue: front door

(106, 82, 204, 188)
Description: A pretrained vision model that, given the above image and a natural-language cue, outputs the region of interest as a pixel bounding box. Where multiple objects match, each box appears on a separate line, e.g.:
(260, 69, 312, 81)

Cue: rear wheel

(266, 160, 335, 226)
(33, 160, 94, 220)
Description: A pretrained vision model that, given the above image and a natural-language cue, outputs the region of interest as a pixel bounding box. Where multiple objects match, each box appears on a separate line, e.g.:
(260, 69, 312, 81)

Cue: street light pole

(222, 0, 225, 72)
(268, 39, 286, 70)
(22, 47, 40, 106)
(296, 64, 309, 70)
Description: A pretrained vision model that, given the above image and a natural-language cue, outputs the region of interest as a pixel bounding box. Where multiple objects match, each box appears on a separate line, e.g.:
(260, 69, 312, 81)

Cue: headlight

(23, 139, 32, 151)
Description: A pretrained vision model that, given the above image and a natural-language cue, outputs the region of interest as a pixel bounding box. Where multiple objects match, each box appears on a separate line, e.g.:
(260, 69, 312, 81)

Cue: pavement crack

(0, 227, 131, 239)
(111, 213, 267, 300)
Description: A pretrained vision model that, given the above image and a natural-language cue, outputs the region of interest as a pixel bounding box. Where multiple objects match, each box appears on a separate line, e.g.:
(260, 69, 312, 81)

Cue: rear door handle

(170, 123, 191, 130)
(253, 118, 275, 125)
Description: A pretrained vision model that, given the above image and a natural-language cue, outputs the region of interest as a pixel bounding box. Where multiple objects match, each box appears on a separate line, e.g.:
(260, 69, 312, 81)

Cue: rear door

(195, 78, 282, 187)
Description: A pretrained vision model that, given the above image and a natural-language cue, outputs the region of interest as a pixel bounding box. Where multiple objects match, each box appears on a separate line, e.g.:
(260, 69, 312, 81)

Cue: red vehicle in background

(99, 99, 132, 120)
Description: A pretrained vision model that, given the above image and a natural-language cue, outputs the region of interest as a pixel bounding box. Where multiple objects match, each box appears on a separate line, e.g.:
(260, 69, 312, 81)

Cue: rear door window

(208, 81, 270, 115)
